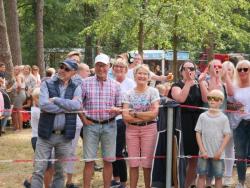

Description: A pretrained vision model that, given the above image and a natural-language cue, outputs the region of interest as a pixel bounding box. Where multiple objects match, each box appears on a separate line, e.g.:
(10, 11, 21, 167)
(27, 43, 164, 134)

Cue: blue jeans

(197, 158, 225, 177)
(83, 121, 117, 162)
(1, 116, 9, 128)
(233, 119, 250, 182)
(31, 135, 71, 188)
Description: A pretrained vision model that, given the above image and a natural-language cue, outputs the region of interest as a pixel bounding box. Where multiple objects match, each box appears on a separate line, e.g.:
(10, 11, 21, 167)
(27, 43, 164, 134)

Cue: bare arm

(196, 132, 208, 159)
(224, 73, 234, 96)
(214, 134, 231, 160)
(171, 81, 193, 103)
(198, 73, 209, 103)
(122, 103, 144, 123)
(131, 100, 159, 121)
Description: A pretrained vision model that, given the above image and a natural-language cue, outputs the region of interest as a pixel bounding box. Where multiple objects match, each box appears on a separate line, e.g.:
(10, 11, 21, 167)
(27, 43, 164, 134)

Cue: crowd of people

(0, 51, 250, 188)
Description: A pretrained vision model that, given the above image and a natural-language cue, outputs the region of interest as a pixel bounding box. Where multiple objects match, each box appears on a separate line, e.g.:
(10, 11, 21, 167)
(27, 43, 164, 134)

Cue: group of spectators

(1, 51, 250, 188)
(168, 59, 250, 188)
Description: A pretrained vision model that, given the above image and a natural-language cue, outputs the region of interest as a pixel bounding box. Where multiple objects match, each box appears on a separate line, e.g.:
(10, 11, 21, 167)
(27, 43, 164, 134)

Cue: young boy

(195, 89, 231, 188)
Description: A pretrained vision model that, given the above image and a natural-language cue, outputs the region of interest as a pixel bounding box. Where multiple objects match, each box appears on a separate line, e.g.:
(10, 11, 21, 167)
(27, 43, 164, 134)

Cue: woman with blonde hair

(220, 60, 236, 186)
(11, 65, 26, 131)
(31, 65, 41, 87)
(231, 60, 250, 188)
(122, 64, 160, 188)
(111, 57, 135, 188)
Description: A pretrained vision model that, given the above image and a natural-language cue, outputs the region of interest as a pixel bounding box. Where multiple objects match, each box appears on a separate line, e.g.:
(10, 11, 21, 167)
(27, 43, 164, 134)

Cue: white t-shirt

(116, 78, 136, 120)
(31, 106, 40, 138)
(233, 86, 250, 120)
(195, 111, 231, 159)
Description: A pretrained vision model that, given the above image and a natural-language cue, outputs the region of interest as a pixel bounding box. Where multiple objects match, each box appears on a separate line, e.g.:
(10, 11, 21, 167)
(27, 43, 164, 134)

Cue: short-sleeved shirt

(122, 87, 160, 119)
(82, 75, 122, 121)
(31, 106, 40, 138)
(116, 78, 136, 120)
(195, 111, 231, 158)
(233, 86, 250, 120)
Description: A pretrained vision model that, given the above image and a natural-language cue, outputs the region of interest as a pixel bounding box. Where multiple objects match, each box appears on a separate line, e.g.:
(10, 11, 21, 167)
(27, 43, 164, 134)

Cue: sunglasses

(207, 96, 222, 102)
(237, 68, 249, 73)
(213, 65, 222, 69)
(182, 67, 195, 71)
(59, 65, 71, 72)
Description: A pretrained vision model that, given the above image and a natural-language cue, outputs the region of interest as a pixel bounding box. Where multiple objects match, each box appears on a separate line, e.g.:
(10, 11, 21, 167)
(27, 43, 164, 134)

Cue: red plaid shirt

(82, 76, 122, 121)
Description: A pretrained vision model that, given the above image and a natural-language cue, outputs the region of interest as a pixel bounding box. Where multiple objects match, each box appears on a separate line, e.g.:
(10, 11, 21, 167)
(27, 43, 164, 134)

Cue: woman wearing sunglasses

(230, 60, 250, 188)
(169, 61, 206, 188)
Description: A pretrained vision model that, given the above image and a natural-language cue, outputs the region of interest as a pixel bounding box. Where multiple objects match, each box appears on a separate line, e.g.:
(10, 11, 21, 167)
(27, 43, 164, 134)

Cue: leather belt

(130, 121, 156, 126)
(86, 117, 115, 124)
(52, 130, 65, 135)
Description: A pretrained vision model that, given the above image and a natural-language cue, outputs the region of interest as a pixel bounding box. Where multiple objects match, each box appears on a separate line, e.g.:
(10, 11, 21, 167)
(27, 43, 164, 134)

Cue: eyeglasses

(207, 96, 222, 102)
(182, 67, 195, 71)
(213, 65, 222, 69)
(59, 65, 71, 72)
(237, 68, 249, 73)
(114, 65, 126, 69)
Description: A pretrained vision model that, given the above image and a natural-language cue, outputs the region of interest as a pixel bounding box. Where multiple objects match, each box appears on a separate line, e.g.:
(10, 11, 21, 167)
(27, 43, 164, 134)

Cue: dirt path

(1, 128, 250, 187)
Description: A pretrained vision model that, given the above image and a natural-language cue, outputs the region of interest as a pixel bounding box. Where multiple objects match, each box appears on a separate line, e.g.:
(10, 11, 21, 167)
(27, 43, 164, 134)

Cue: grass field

(0, 128, 148, 188)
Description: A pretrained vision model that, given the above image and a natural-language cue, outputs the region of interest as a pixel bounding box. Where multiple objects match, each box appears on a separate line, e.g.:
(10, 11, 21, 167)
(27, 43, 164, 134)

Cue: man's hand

(109, 106, 122, 114)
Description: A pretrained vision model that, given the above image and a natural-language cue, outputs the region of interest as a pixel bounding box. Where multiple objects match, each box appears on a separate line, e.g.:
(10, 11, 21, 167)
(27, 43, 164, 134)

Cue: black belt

(52, 130, 65, 135)
(86, 117, 115, 124)
(130, 121, 156, 126)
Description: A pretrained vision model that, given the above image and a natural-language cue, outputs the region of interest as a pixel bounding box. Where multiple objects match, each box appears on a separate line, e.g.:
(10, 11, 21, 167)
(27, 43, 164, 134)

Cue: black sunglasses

(182, 67, 195, 71)
(59, 64, 71, 72)
(237, 68, 249, 73)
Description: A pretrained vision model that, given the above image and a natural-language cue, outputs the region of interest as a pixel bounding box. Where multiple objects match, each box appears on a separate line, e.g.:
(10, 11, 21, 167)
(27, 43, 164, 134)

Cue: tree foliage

(15, 0, 250, 69)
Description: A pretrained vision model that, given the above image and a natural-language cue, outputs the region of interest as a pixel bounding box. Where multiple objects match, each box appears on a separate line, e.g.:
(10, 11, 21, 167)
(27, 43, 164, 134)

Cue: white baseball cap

(94, 53, 110, 65)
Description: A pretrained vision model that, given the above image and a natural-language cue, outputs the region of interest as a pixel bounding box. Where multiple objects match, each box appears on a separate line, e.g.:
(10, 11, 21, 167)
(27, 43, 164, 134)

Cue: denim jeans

(83, 120, 117, 162)
(197, 158, 225, 177)
(31, 135, 71, 188)
(233, 119, 250, 182)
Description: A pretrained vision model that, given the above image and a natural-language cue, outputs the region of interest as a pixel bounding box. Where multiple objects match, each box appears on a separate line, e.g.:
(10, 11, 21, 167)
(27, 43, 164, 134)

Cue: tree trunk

(35, 0, 45, 77)
(138, 0, 148, 57)
(0, 0, 14, 77)
(207, 32, 214, 61)
(138, 20, 144, 57)
(85, 35, 93, 66)
(5, 0, 22, 66)
(83, 3, 96, 67)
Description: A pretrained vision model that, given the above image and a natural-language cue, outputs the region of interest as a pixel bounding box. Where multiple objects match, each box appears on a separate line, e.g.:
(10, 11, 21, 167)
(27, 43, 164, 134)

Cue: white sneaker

(235, 183, 246, 188)
(223, 176, 232, 186)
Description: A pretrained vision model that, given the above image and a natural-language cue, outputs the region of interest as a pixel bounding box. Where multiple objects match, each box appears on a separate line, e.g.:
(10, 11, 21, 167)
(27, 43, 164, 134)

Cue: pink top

(0, 92, 4, 117)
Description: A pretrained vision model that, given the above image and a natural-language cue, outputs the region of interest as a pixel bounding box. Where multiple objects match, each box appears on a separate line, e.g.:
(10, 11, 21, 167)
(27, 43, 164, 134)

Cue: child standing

(195, 89, 231, 188)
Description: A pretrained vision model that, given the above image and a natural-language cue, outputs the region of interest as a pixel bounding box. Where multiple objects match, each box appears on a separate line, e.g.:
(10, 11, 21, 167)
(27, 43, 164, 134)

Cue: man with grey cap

(81, 53, 122, 188)
(31, 59, 82, 188)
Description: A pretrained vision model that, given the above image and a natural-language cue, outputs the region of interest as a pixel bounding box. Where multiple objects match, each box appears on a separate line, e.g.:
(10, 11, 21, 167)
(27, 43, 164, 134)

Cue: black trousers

(112, 119, 127, 182)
